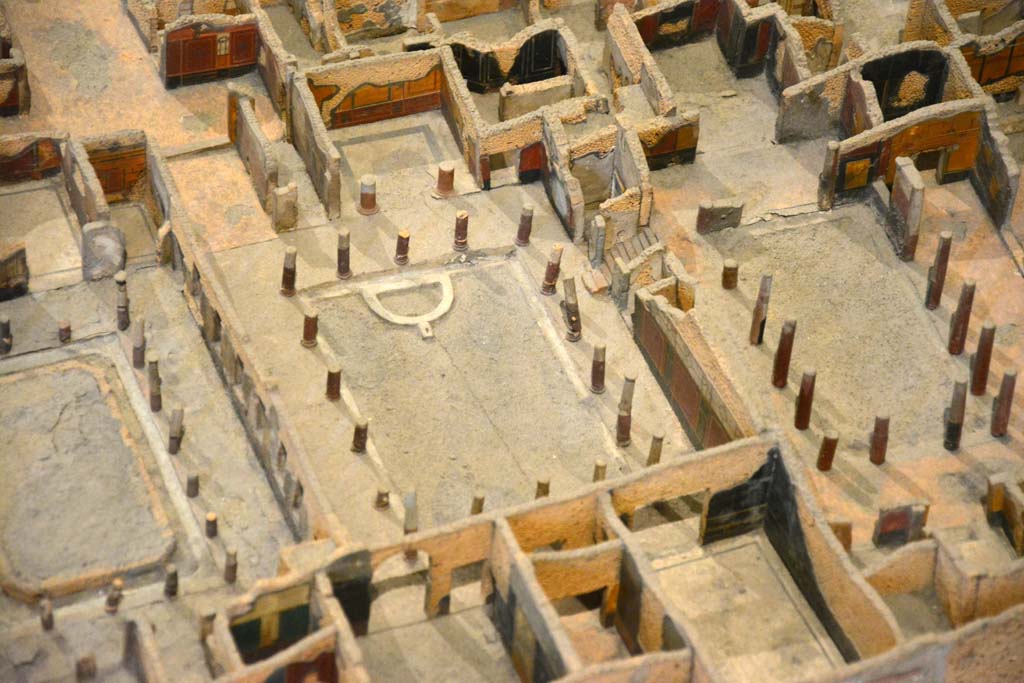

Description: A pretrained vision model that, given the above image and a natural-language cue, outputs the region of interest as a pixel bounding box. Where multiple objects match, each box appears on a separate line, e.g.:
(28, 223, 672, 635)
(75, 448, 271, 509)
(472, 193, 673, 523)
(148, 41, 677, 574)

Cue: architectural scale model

(0, 0, 1023, 681)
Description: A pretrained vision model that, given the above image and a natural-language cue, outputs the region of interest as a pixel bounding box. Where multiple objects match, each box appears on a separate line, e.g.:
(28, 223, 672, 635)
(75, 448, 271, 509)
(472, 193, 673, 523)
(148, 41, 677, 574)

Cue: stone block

(81, 220, 126, 281)
(271, 182, 299, 233)
(886, 156, 924, 261)
(0, 242, 29, 301)
(872, 502, 929, 548)
(696, 198, 744, 234)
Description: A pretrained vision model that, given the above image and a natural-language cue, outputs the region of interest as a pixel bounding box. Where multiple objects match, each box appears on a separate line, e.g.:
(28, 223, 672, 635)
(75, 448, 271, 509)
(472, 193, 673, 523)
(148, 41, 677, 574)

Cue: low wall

(605, 5, 645, 88)
(229, 85, 279, 209)
(632, 288, 757, 449)
(498, 75, 573, 121)
(61, 138, 124, 282)
(776, 41, 959, 142)
(969, 113, 1020, 231)
(636, 112, 699, 169)
(123, 0, 160, 50)
(62, 138, 111, 228)
(766, 448, 902, 661)
(253, 8, 298, 113)
(632, 0, 720, 50)
(934, 530, 1024, 627)
(606, 6, 676, 116)
(80, 129, 177, 267)
(765, 12, 813, 95)
(0, 45, 29, 117)
(124, 620, 170, 683)
(491, 521, 583, 681)
(0, 132, 63, 182)
(614, 126, 651, 224)
(541, 112, 586, 241)
(154, 139, 337, 541)
(288, 72, 341, 219)
(439, 46, 478, 164)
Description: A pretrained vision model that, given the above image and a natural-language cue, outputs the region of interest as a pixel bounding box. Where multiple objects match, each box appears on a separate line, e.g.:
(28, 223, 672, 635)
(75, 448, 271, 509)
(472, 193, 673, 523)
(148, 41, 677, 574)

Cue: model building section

(0, 0, 1023, 681)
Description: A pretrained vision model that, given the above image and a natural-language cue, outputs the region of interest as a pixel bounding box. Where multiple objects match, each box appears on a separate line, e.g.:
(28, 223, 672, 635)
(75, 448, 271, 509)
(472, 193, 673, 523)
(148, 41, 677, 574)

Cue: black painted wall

(763, 449, 860, 662)
(328, 549, 373, 636)
(702, 457, 776, 543)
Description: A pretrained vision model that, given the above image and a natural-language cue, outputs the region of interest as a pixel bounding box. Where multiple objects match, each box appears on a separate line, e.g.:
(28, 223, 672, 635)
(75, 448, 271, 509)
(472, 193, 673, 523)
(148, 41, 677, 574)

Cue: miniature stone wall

(288, 72, 342, 219)
(570, 124, 617, 205)
(439, 45, 478, 161)
(0, 131, 62, 181)
(840, 71, 885, 137)
(775, 42, 959, 141)
(204, 436, 922, 683)
(62, 139, 127, 281)
(491, 521, 582, 680)
(82, 130, 148, 202)
(156, 149, 338, 542)
(122, 0, 162, 50)
(987, 473, 1024, 555)
(425, 0, 514, 23)
(0, 6, 29, 117)
(158, 13, 261, 88)
(62, 138, 112, 229)
(790, 16, 843, 72)
(605, 6, 645, 87)
(630, 0, 709, 49)
(715, 0, 777, 77)
(601, 126, 652, 234)
(969, 115, 1020, 231)
(819, 95, 1017, 231)
(124, 620, 170, 683)
(632, 288, 757, 449)
(304, 50, 442, 127)
(0, 244, 28, 301)
(253, 7, 298, 112)
(334, 0, 417, 39)
(146, 140, 179, 257)
(905, 0, 1024, 96)
(541, 111, 586, 240)
(934, 532, 1024, 626)
(766, 448, 902, 661)
(498, 75, 574, 121)
(635, 112, 699, 169)
(201, 573, 365, 682)
(609, 243, 697, 313)
(123, 0, 246, 51)
(885, 156, 925, 260)
(229, 86, 279, 209)
(765, 11, 814, 93)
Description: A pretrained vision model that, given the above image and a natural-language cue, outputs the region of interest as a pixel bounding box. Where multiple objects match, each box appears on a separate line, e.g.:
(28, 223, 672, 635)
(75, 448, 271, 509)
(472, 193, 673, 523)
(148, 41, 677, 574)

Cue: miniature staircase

(587, 227, 660, 293)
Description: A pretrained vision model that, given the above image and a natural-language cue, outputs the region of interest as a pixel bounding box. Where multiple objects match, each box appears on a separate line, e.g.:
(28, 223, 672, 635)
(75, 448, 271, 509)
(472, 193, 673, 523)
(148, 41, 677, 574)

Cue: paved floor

(318, 259, 621, 526)
(0, 354, 172, 584)
(644, 522, 843, 683)
(0, 179, 81, 291)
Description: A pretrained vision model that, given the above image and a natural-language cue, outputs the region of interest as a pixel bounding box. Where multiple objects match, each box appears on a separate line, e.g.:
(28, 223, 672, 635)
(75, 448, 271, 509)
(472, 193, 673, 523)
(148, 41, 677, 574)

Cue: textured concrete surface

(318, 259, 621, 525)
(653, 528, 844, 683)
(0, 179, 81, 291)
(0, 355, 171, 584)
